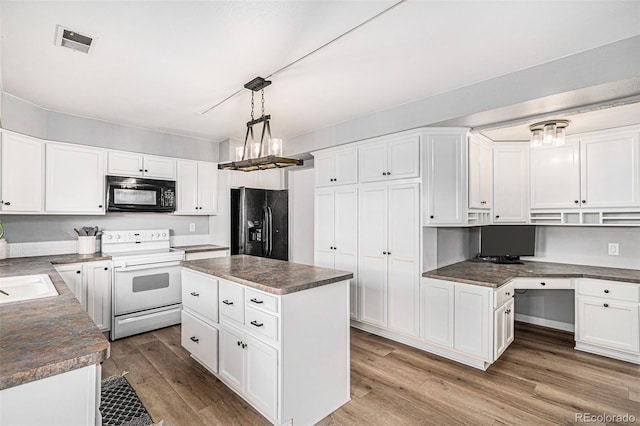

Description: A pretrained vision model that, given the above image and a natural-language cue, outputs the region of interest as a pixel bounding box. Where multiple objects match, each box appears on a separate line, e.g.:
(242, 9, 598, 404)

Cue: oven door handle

(117, 306, 182, 324)
(116, 260, 182, 272)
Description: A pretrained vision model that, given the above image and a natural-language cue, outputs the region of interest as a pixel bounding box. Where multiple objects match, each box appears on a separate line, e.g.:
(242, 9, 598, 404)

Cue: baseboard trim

(514, 313, 574, 333)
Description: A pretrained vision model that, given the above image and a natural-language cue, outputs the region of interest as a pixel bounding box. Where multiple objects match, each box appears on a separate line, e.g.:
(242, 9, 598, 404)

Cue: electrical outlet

(189, 223, 196, 233)
(608, 243, 619, 256)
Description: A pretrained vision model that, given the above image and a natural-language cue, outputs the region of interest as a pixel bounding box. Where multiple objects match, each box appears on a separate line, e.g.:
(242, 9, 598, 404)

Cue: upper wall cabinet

(176, 160, 218, 215)
(0, 131, 44, 213)
(108, 151, 176, 180)
(359, 134, 420, 183)
(228, 169, 284, 190)
(530, 141, 581, 209)
(468, 134, 493, 210)
(492, 143, 529, 223)
(314, 148, 358, 187)
(46, 142, 106, 214)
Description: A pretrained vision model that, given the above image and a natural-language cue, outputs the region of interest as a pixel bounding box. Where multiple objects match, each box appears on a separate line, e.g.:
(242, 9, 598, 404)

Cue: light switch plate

(608, 243, 619, 256)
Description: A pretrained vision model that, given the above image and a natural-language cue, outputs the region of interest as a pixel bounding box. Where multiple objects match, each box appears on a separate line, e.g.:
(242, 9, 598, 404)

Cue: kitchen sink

(0, 274, 59, 304)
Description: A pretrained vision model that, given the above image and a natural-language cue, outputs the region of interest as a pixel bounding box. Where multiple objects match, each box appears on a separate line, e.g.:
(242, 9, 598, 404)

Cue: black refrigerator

(230, 187, 289, 261)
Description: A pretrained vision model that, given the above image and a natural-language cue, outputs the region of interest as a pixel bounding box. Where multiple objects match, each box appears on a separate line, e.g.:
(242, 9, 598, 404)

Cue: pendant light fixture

(529, 120, 570, 148)
(218, 77, 303, 172)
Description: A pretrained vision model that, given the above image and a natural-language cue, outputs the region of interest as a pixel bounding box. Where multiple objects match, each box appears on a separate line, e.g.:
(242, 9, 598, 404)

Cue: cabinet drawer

(245, 306, 279, 343)
(494, 281, 515, 308)
(576, 296, 640, 353)
(181, 311, 219, 373)
(577, 279, 639, 302)
(245, 288, 279, 314)
(182, 269, 218, 323)
(219, 280, 245, 324)
(512, 277, 574, 290)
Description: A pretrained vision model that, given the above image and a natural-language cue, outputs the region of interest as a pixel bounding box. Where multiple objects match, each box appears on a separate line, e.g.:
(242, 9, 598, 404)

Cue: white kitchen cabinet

(55, 261, 111, 332)
(314, 186, 358, 318)
(421, 278, 454, 348)
(530, 141, 581, 209)
(493, 143, 529, 223)
(228, 168, 284, 190)
(468, 134, 493, 209)
(575, 278, 640, 358)
(46, 142, 105, 214)
(580, 131, 640, 208)
(454, 283, 492, 360)
(176, 160, 218, 214)
(107, 151, 176, 180)
(358, 182, 420, 336)
(181, 310, 219, 373)
(494, 297, 514, 359)
(358, 134, 420, 183)
(422, 131, 468, 225)
(313, 148, 358, 187)
(0, 131, 44, 213)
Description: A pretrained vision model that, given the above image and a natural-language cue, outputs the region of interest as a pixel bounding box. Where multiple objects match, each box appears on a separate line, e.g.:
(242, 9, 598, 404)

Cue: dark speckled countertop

(423, 260, 640, 288)
(183, 254, 353, 295)
(0, 253, 111, 390)
(174, 244, 229, 254)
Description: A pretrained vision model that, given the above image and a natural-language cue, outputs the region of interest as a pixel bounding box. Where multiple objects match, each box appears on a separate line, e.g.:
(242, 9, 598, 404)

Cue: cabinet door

(454, 284, 491, 360)
(334, 149, 358, 185)
(107, 151, 144, 177)
(144, 155, 176, 180)
(314, 189, 335, 269)
(314, 154, 334, 187)
(425, 134, 465, 224)
(1, 132, 44, 212)
(46, 143, 105, 213)
(493, 145, 529, 223)
(387, 183, 419, 336)
(85, 261, 111, 331)
(388, 135, 420, 181)
(257, 169, 284, 190)
(245, 335, 278, 421)
(468, 136, 483, 209)
(493, 298, 514, 360)
(358, 184, 388, 327)
(530, 142, 580, 209)
(480, 139, 493, 208)
(580, 133, 640, 208)
(55, 264, 86, 309)
(421, 279, 454, 348)
(504, 298, 515, 351)
(176, 160, 198, 213)
(198, 162, 218, 214)
(359, 143, 387, 183)
(219, 326, 245, 392)
(576, 297, 640, 353)
(334, 187, 358, 319)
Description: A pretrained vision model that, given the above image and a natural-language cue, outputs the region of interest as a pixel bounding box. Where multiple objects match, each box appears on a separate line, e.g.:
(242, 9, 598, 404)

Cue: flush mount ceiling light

(218, 77, 303, 172)
(529, 120, 570, 148)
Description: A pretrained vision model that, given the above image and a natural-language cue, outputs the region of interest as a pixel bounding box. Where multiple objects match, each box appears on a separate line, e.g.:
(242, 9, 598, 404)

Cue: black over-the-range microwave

(106, 175, 176, 212)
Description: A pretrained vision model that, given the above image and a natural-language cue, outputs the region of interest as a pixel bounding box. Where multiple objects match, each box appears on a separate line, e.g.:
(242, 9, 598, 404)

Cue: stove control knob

(107, 235, 113, 240)
(116, 235, 121, 239)
(162, 233, 167, 237)
(155, 233, 160, 237)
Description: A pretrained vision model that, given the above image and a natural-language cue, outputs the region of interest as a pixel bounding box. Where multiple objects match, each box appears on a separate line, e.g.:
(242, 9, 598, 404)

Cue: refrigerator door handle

(267, 206, 273, 257)
(262, 207, 268, 256)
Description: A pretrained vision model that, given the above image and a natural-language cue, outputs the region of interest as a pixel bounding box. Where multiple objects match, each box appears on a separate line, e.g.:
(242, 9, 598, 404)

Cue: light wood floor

(102, 323, 640, 425)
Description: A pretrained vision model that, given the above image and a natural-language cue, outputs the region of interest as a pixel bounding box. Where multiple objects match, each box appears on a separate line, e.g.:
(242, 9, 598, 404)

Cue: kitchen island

(181, 254, 353, 426)
(0, 254, 111, 425)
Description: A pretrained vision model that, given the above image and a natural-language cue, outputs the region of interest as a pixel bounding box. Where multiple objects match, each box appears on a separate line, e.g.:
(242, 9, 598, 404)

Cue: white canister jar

(78, 236, 96, 255)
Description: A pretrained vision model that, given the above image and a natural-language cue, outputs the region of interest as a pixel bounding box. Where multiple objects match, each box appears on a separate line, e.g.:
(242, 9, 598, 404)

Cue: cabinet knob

(603, 303, 609, 308)
(139, 169, 143, 172)
(144, 169, 148, 172)
(383, 251, 387, 255)
(604, 289, 609, 294)
(104, 267, 108, 271)
(540, 282, 546, 286)
(222, 300, 233, 306)
(76, 270, 81, 274)
(430, 215, 434, 219)
(574, 200, 579, 204)
(237, 340, 241, 346)
(582, 200, 586, 204)
(387, 171, 391, 175)
(242, 343, 247, 349)
(382, 172, 387, 176)
(250, 320, 264, 328)
(505, 292, 510, 296)
(190, 291, 200, 297)
(190, 336, 199, 343)
(4, 201, 10, 206)
(495, 215, 500, 218)
(98, 205, 103, 208)
(387, 252, 391, 255)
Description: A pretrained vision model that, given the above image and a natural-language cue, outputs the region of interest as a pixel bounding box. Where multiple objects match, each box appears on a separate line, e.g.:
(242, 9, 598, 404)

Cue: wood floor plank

(104, 323, 640, 425)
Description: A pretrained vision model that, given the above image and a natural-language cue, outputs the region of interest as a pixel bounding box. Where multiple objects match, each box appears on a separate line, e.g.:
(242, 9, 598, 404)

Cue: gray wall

(436, 227, 480, 268)
(2, 94, 219, 161)
(0, 214, 209, 243)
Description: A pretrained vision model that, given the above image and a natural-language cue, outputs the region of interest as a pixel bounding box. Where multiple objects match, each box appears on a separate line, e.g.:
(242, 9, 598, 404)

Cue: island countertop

(182, 254, 353, 295)
(0, 254, 110, 390)
(422, 260, 640, 288)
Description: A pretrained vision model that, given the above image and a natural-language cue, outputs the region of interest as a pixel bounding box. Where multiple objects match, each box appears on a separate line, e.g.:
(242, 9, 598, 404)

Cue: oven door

(113, 261, 182, 316)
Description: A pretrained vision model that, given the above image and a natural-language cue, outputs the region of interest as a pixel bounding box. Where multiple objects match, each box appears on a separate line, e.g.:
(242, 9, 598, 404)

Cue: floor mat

(100, 375, 157, 426)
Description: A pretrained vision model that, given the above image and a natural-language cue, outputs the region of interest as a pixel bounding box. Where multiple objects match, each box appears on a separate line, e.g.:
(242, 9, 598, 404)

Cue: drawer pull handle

(250, 298, 264, 304)
(251, 320, 264, 327)
(604, 303, 609, 308)
(222, 300, 234, 306)
(540, 282, 546, 286)
(190, 292, 200, 297)
(604, 289, 609, 294)
(190, 336, 199, 343)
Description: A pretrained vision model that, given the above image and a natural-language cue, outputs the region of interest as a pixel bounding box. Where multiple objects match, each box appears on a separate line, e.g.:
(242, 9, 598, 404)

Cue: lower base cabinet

(494, 298, 515, 359)
(181, 268, 350, 425)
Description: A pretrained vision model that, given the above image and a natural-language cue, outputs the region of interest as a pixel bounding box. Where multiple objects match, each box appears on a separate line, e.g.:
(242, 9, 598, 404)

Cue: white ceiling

(2, 1, 640, 143)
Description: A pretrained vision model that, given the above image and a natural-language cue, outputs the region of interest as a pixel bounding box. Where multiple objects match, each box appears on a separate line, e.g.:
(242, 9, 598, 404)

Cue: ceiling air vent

(55, 25, 93, 54)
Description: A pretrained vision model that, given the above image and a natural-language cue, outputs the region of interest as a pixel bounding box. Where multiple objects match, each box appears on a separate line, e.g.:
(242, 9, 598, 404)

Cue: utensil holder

(78, 236, 96, 255)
